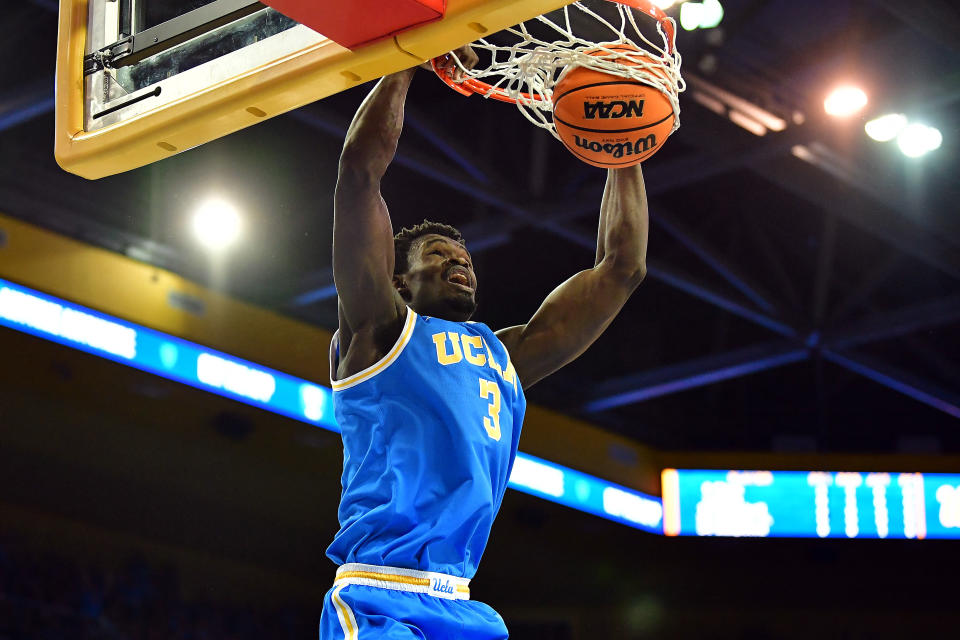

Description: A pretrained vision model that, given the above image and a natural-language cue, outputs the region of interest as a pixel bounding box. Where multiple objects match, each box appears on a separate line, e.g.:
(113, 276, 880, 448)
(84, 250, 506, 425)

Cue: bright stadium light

(896, 123, 943, 158)
(191, 198, 242, 251)
(824, 86, 868, 117)
(680, 0, 723, 31)
(865, 113, 907, 142)
(679, 2, 701, 30)
(699, 0, 724, 28)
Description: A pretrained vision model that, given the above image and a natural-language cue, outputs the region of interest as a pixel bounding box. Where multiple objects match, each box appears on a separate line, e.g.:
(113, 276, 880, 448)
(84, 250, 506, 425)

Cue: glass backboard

(55, 0, 575, 179)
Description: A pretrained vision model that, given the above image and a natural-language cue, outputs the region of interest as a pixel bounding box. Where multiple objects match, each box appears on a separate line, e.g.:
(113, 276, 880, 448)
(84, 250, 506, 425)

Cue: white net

(439, 0, 685, 139)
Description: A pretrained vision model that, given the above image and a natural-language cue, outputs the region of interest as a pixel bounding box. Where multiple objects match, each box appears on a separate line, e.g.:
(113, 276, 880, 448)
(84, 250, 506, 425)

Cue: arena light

(824, 86, 868, 117)
(896, 122, 943, 158)
(699, 0, 724, 28)
(865, 113, 907, 142)
(680, 0, 724, 31)
(191, 198, 242, 251)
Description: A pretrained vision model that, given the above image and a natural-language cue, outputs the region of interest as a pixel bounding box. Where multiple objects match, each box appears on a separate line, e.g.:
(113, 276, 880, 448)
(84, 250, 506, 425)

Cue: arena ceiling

(1, 0, 958, 456)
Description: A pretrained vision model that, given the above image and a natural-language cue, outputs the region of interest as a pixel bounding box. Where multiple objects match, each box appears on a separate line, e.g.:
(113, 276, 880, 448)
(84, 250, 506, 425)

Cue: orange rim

(430, 0, 676, 104)
(431, 55, 536, 103)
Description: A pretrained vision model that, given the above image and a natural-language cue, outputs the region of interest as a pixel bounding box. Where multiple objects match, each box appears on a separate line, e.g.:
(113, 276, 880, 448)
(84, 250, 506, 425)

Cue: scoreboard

(662, 468, 960, 539)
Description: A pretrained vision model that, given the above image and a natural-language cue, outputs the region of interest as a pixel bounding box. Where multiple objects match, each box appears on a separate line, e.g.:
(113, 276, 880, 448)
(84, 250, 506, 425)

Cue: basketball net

(432, 0, 684, 140)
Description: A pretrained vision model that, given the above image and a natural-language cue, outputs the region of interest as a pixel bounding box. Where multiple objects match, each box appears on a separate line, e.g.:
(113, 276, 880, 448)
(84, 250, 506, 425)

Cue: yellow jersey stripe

(331, 309, 417, 391)
(331, 584, 358, 640)
(335, 570, 430, 587)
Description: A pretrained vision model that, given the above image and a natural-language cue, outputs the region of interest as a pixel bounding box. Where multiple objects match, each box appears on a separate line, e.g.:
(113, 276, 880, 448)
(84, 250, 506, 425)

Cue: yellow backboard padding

(55, 0, 576, 180)
(397, 0, 569, 60)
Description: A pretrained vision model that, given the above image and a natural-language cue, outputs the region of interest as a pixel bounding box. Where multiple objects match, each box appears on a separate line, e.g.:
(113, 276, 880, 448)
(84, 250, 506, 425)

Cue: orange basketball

(552, 44, 675, 168)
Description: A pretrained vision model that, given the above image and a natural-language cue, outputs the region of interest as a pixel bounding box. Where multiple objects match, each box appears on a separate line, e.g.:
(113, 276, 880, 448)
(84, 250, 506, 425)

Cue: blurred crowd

(0, 536, 318, 640)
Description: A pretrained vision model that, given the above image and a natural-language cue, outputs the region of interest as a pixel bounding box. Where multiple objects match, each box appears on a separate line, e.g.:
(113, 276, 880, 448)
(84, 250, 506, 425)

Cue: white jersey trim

(330, 308, 418, 392)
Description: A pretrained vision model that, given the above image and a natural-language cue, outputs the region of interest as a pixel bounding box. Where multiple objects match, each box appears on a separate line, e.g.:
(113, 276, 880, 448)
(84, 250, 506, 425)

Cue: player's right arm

(333, 70, 416, 358)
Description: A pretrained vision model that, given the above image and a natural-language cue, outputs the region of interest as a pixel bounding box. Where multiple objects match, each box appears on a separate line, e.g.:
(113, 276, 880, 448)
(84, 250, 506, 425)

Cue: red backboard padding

(260, 0, 447, 50)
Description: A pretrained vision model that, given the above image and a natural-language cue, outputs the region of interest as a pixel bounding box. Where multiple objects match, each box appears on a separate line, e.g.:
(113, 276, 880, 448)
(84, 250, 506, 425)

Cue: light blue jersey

(327, 308, 526, 579)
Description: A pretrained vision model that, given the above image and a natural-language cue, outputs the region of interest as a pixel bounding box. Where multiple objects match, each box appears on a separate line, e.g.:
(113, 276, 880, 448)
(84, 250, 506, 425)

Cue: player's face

(398, 235, 477, 321)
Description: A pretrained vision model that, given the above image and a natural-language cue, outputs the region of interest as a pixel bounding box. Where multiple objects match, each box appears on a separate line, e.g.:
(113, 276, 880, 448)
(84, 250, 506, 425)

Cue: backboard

(55, 0, 575, 179)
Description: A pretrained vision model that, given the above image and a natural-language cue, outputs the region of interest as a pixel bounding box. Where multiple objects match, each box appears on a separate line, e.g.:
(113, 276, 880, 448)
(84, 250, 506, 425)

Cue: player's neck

(410, 302, 475, 323)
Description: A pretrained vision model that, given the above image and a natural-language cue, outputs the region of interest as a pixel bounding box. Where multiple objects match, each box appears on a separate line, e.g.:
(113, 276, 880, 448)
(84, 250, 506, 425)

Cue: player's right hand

(422, 45, 479, 81)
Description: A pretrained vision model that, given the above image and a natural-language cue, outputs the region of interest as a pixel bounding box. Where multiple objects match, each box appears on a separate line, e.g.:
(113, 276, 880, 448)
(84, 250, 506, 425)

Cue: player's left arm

(496, 165, 648, 388)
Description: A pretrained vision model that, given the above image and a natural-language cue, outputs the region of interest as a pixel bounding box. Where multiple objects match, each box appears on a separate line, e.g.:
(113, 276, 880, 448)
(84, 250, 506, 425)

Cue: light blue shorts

(319, 564, 508, 640)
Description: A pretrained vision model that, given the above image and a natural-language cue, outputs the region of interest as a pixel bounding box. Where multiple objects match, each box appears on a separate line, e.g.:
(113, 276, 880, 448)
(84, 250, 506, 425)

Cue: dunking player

(320, 49, 649, 639)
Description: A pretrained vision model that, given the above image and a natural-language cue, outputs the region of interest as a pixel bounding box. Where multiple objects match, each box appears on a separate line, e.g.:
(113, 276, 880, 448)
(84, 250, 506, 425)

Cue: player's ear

(393, 274, 411, 301)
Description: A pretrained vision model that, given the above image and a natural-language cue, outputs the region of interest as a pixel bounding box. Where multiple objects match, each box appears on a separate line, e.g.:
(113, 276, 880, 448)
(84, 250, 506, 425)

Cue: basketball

(552, 44, 675, 168)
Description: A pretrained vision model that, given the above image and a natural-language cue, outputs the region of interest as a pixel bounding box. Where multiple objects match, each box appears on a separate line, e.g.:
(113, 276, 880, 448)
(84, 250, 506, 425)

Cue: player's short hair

(394, 220, 465, 275)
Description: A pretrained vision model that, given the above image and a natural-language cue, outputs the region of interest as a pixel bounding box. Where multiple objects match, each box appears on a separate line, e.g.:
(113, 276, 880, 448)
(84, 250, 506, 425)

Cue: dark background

(1, 1, 959, 638)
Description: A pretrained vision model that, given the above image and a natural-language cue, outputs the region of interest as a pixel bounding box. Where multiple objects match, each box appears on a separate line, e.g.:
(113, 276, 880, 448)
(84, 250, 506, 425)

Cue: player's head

(394, 220, 477, 321)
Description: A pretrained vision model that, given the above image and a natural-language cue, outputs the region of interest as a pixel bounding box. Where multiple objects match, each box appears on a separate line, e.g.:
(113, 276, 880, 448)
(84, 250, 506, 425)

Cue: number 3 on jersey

(479, 378, 502, 441)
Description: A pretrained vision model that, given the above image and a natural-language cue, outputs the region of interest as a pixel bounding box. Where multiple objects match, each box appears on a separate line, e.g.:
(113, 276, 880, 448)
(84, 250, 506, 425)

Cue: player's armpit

(496, 259, 644, 389)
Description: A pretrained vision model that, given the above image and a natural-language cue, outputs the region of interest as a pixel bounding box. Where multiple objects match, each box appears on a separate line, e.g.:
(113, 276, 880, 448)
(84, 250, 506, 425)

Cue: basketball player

(320, 50, 649, 639)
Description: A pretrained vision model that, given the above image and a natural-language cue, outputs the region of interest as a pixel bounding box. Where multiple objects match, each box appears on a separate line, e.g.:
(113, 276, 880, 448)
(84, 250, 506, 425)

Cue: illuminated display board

(0, 277, 662, 534)
(662, 469, 960, 539)
(0, 277, 337, 430)
(510, 453, 662, 533)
